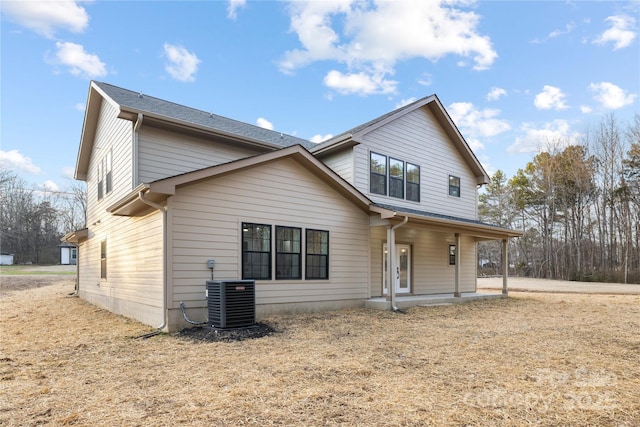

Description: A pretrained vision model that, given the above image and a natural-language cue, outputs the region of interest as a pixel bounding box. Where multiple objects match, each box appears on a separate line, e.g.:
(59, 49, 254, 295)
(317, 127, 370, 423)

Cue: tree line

(0, 168, 86, 265)
(479, 114, 640, 284)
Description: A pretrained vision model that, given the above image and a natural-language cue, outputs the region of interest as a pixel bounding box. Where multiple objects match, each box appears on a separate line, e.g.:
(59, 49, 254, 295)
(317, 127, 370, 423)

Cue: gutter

(389, 216, 409, 312)
(137, 190, 168, 330)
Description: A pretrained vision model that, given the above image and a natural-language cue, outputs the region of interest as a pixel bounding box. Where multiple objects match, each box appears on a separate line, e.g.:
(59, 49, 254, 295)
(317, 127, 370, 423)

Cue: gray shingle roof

(93, 81, 317, 150)
(374, 203, 516, 231)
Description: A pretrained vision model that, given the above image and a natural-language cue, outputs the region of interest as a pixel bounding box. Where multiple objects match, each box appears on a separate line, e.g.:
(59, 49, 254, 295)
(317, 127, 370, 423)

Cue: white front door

(383, 243, 411, 294)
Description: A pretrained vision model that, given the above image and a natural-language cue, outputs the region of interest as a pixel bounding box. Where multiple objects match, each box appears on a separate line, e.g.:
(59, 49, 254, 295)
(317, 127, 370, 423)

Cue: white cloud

(580, 105, 593, 114)
(448, 102, 511, 144)
(534, 85, 569, 110)
(549, 22, 576, 39)
(395, 98, 417, 109)
(593, 15, 637, 50)
(507, 120, 580, 154)
(417, 73, 433, 87)
(323, 70, 397, 96)
(52, 41, 107, 78)
(487, 87, 507, 101)
(1, 0, 89, 38)
(163, 43, 201, 82)
(589, 82, 637, 110)
(256, 117, 274, 130)
(310, 134, 333, 143)
(0, 150, 42, 174)
(75, 103, 85, 112)
(227, 0, 246, 20)
(280, 0, 497, 95)
(62, 166, 76, 179)
(41, 180, 60, 192)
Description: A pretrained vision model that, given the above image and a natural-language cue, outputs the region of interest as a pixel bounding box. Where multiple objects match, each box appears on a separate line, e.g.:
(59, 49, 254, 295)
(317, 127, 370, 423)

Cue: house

(0, 253, 14, 265)
(58, 242, 77, 265)
(63, 81, 522, 332)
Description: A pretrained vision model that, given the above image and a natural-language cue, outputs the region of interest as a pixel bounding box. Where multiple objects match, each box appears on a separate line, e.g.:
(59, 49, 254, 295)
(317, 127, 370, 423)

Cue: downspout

(390, 216, 409, 312)
(138, 190, 168, 330)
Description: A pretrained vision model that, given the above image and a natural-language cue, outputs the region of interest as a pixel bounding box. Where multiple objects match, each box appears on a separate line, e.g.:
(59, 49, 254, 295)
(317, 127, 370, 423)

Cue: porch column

(454, 233, 461, 297)
(502, 239, 508, 295)
(386, 226, 393, 302)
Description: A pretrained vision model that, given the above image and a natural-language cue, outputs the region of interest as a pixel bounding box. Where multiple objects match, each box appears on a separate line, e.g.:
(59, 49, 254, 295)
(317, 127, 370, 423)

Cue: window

(105, 150, 112, 194)
(449, 245, 456, 265)
(449, 175, 460, 197)
(407, 163, 420, 202)
(100, 239, 107, 279)
(370, 152, 420, 203)
(242, 223, 271, 280)
(276, 226, 301, 280)
(370, 152, 387, 195)
(97, 150, 112, 200)
(97, 159, 104, 200)
(71, 248, 77, 261)
(306, 229, 329, 279)
(389, 158, 404, 199)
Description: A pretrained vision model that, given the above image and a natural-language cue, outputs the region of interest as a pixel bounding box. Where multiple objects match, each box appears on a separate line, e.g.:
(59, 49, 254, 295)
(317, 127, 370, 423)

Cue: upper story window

(449, 175, 460, 197)
(370, 151, 420, 202)
(98, 150, 112, 201)
(407, 163, 420, 202)
(370, 152, 387, 195)
(389, 158, 404, 199)
(242, 223, 271, 280)
(276, 226, 301, 280)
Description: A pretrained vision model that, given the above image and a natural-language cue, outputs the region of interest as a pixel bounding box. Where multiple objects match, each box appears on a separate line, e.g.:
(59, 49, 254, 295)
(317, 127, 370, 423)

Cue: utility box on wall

(206, 280, 256, 329)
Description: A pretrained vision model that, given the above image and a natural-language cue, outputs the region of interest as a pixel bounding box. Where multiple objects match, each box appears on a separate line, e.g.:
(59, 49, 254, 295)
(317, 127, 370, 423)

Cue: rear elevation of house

(63, 81, 521, 332)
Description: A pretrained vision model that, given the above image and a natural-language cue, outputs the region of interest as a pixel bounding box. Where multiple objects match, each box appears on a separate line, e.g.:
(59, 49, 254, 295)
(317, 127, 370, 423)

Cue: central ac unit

(206, 280, 256, 329)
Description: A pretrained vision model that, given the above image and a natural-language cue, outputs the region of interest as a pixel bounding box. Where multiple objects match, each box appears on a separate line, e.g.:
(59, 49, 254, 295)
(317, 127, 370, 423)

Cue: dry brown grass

(1, 276, 638, 426)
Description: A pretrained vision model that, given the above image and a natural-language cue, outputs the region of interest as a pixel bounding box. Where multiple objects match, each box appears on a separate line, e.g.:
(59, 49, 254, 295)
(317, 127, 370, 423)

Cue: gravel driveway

(478, 276, 640, 294)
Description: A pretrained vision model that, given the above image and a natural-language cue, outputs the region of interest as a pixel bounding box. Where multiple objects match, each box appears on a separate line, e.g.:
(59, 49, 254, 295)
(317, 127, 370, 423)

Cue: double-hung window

(389, 158, 404, 199)
(276, 226, 301, 279)
(370, 152, 387, 195)
(306, 229, 329, 279)
(407, 163, 420, 202)
(242, 223, 271, 280)
(449, 175, 461, 197)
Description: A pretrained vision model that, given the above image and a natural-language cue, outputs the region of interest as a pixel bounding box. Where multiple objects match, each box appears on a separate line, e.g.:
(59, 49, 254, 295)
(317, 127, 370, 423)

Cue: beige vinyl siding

(169, 157, 370, 309)
(78, 209, 164, 327)
(317, 147, 354, 184)
(80, 99, 164, 327)
(354, 106, 478, 220)
(138, 127, 265, 183)
(86, 98, 134, 227)
(369, 225, 477, 296)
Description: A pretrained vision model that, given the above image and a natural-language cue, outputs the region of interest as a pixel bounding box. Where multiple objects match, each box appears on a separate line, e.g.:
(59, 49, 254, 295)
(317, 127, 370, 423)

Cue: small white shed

(0, 253, 14, 265)
(58, 243, 77, 265)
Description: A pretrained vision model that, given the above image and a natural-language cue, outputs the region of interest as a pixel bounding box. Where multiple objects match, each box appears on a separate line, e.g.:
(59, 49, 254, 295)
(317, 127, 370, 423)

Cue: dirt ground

(1, 273, 639, 426)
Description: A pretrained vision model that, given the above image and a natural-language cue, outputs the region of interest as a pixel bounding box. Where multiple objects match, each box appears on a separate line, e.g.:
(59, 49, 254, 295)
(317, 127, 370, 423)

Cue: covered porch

(368, 204, 523, 311)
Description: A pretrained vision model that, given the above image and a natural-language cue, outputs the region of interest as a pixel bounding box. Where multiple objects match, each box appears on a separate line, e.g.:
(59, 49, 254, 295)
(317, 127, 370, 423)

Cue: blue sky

(1, 0, 638, 193)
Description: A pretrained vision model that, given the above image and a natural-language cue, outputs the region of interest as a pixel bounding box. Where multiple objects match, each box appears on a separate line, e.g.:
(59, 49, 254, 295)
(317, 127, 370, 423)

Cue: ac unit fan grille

(206, 280, 255, 329)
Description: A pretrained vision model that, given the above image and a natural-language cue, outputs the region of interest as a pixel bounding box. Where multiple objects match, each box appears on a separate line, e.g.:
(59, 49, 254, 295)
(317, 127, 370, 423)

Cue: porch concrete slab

(365, 292, 504, 311)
